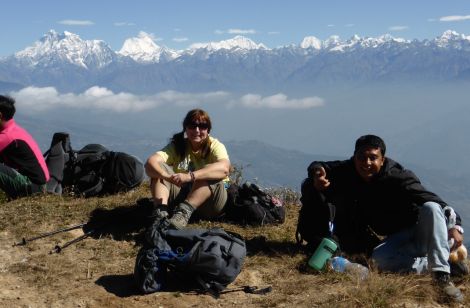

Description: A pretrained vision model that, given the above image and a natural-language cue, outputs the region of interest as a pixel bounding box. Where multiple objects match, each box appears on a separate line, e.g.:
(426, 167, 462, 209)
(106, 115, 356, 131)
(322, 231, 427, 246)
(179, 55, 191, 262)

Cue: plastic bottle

(330, 256, 369, 281)
(307, 237, 338, 271)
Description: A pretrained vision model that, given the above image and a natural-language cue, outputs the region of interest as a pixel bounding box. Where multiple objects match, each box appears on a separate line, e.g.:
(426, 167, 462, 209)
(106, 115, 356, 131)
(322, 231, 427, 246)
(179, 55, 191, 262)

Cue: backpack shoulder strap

(78, 176, 105, 198)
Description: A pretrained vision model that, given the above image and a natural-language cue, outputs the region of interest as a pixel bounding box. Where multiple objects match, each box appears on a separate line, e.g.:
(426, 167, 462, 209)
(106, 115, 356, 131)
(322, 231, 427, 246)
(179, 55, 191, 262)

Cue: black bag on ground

(224, 182, 285, 226)
(44, 132, 144, 197)
(134, 221, 246, 296)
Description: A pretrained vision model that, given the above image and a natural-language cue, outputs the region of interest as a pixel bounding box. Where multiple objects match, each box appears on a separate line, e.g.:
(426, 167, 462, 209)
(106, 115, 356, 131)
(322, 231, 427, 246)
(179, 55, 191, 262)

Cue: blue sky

(1, 0, 470, 56)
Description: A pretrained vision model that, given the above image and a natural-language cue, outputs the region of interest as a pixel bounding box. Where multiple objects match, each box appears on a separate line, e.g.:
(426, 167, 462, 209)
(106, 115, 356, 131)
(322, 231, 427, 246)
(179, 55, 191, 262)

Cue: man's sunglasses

(187, 122, 209, 130)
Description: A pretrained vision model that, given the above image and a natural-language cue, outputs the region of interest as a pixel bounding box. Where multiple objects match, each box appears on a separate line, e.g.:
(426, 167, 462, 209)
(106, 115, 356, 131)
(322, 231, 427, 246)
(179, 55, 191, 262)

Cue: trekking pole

(13, 223, 87, 247)
(220, 285, 273, 295)
(49, 229, 95, 254)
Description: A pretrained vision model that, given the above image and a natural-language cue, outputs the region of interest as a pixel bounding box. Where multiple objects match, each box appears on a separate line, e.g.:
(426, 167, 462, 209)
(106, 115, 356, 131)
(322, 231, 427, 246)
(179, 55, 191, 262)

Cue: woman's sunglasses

(187, 122, 209, 130)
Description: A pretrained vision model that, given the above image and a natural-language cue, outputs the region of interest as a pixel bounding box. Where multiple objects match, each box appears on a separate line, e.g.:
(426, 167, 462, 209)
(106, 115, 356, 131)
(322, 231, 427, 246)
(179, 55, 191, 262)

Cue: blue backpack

(134, 221, 247, 297)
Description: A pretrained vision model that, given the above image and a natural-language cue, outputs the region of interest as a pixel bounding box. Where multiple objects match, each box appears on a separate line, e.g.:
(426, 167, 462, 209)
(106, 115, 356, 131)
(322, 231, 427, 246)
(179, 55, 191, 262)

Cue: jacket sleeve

(394, 169, 462, 227)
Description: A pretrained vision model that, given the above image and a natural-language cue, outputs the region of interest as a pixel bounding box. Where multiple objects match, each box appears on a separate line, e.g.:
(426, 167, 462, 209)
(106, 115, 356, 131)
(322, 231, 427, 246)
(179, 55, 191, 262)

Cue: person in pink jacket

(0, 95, 49, 200)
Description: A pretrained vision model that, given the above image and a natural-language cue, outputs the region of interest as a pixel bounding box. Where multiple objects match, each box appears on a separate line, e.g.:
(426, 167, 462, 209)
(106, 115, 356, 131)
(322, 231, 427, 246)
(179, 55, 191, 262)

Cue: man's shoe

(450, 260, 470, 278)
(433, 271, 464, 303)
(168, 202, 194, 229)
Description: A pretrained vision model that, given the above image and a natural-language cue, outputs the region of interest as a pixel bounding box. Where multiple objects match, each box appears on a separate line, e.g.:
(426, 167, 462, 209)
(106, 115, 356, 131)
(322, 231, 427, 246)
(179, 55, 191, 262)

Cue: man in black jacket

(301, 134, 465, 302)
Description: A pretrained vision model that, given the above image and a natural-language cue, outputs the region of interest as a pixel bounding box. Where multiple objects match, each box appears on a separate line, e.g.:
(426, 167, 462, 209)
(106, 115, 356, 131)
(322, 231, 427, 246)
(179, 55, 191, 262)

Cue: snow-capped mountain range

(9, 29, 470, 66)
(1, 29, 470, 93)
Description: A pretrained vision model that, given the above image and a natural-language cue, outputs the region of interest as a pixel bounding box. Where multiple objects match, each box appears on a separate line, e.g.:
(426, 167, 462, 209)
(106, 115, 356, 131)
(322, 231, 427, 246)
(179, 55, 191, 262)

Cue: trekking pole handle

(13, 223, 87, 247)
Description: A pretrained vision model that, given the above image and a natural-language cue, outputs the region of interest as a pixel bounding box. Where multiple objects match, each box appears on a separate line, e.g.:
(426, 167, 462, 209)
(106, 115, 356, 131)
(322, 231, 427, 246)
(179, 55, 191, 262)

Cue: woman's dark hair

(0, 95, 16, 120)
(171, 109, 212, 160)
(354, 134, 386, 156)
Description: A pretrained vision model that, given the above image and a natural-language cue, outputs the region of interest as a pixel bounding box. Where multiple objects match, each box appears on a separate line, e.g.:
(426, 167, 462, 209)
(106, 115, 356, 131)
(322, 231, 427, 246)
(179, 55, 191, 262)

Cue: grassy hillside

(1, 183, 469, 307)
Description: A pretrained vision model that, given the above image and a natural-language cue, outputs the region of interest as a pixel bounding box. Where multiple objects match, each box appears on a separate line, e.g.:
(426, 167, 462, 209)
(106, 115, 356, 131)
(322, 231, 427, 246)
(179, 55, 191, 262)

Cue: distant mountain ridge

(1, 30, 470, 93)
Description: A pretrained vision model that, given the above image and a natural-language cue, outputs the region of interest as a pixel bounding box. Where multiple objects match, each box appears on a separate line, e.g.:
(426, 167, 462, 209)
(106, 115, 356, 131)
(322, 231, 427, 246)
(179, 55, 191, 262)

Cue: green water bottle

(308, 237, 338, 271)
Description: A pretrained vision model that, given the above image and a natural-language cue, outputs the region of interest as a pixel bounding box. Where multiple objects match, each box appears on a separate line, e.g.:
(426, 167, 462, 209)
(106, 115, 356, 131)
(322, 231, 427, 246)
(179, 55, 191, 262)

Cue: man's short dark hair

(354, 135, 386, 156)
(0, 95, 16, 120)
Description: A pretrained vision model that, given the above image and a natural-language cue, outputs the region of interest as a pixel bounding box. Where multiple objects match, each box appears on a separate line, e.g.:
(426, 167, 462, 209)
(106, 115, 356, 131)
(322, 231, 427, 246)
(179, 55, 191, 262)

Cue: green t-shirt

(156, 136, 229, 182)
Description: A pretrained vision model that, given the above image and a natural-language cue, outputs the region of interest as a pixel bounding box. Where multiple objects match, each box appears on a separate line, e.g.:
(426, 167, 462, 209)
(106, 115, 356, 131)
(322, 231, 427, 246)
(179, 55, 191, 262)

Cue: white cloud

(156, 90, 230, 107)
(173, 37, 188, 42)
(12, 87, 231, 113)
(11, 87, 324, 113)
(345, 24, 355, 27)
(214, 29, 224, 35)
(389, 25, 409, 31)
(114, 22, 135, 27)
(440, 15, 470, 22)
(268, 31, 280, 35)
(228, 29, 256, 34)
(58, 20, 94, 26)
(239, 93, 324, 109)
(327, 24, 335, 28)
(13, 86, 155, 112)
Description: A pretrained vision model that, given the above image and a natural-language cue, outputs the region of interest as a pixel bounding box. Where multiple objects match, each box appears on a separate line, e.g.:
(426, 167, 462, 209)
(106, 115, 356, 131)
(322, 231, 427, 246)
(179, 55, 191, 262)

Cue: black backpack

(44, 132, 144, 197)
(224, 182, 285, 226)
(296, 178, 381, 254)
(296, 178, 335, 250)
(135, 221, 246, 297)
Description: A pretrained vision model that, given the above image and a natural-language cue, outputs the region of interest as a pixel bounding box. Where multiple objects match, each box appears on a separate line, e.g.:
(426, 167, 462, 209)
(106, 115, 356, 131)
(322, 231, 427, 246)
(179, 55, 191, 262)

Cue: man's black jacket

(305, 157, 461, 237)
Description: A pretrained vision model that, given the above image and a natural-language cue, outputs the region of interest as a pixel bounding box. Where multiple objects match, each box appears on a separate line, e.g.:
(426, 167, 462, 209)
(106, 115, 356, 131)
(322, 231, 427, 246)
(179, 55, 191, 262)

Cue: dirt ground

(0, 193, 312, 308)
(1, 228, 277, 308)
(1, 192, 469, 307)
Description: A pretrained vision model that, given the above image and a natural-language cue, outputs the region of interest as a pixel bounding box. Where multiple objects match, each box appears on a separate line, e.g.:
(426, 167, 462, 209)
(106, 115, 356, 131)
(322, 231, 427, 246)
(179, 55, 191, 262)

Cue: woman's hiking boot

(433, 271, 464, 303)
(168, 201, 194, 229)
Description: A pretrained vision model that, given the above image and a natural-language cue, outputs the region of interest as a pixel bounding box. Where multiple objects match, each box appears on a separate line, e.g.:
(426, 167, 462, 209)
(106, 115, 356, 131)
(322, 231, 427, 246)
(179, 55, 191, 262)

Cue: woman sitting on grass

(145, 109, 230, 229)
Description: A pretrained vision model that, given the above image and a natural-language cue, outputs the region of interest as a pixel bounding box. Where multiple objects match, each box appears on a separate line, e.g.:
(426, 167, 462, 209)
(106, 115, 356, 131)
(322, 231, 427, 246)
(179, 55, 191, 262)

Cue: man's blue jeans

(372, 202, 450, 274)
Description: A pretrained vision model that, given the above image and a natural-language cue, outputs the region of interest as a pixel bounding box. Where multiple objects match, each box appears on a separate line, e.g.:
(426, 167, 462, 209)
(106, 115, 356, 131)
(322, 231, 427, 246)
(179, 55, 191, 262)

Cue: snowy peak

(434, 30, 470, 48)
(323, 35, 342, 49)
(14, 30, 116, 68)
(118, 31, 179, 63)
(300, 36, 322, 49)
(440, 30, 464, 40)
(300, 33, 409, 51)
(189, 35, 268, 52)
(352, 34, 408, 48)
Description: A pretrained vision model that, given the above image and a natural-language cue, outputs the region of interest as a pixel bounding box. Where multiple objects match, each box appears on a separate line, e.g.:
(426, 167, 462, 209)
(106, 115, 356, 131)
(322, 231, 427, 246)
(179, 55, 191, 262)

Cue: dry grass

(1, 182, 469, 307)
